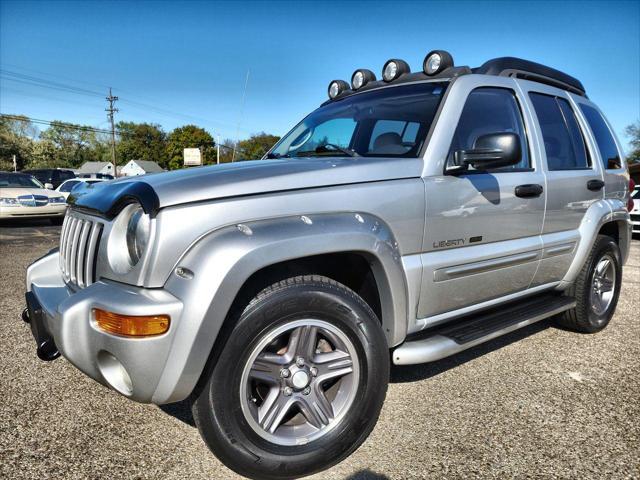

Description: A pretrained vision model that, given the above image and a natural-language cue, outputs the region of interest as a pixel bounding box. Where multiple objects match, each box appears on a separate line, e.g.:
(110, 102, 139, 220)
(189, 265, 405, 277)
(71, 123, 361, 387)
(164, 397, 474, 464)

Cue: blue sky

(1, 0, 638, 150)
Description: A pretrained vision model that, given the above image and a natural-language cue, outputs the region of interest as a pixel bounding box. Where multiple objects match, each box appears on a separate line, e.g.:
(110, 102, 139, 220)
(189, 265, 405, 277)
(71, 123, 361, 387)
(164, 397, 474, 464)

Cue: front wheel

(191, 275, 389, 480)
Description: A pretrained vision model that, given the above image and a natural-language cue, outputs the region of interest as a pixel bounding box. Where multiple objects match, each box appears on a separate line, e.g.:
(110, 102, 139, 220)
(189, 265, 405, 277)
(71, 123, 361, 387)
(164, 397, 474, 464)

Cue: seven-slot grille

(59, 211, 103, 288)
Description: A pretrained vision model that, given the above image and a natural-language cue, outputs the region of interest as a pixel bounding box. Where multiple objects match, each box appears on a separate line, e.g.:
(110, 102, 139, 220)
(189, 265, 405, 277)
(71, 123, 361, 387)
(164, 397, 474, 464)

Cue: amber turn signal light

(93, 309, 170, 337)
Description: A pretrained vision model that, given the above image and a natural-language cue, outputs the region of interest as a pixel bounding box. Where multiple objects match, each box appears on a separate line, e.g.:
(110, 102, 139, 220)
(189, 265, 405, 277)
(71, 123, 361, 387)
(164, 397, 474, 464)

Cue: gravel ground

(1, 222, 639, 480)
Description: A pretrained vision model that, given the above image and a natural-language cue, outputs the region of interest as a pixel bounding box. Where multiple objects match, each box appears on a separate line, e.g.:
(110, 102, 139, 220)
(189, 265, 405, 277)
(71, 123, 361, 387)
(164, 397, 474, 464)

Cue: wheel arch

(559, 199, 631, 289)
(152, 212, 409, 404)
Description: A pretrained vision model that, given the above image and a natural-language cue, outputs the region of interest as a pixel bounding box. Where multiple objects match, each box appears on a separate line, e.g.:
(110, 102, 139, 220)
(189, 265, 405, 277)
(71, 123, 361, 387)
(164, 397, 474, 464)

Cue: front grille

(59, 211, 103, 288)
(17, 194, 50, 206)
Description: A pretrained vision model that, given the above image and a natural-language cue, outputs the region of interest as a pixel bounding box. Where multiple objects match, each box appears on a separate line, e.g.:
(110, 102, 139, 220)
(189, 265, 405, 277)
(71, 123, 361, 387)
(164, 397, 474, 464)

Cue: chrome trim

(59, 210, 103, 288)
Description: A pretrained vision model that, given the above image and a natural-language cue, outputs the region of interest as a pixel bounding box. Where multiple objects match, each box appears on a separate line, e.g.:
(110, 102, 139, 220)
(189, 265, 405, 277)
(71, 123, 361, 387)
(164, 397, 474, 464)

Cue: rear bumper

(25, 252, 185, 404)
(631, 213, 640, 233)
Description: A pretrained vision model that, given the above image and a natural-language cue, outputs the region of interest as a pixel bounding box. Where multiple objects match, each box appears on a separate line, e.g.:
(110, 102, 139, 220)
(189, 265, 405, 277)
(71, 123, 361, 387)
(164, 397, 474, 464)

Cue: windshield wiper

(265, 152, 289, 159)
(315, 143, 359, 157)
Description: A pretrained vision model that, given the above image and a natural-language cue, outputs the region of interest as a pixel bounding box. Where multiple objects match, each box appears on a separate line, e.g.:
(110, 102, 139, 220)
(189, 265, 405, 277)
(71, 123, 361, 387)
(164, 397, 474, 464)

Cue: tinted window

(59, 171, 75, 181)
(529, 93, 589, 170)
(368, 120, 420, 150)
(448, 88, 529, 169)
(59, 180, 81, 192)
(271, 82, 446, 158)
(579, 104, 622, 169)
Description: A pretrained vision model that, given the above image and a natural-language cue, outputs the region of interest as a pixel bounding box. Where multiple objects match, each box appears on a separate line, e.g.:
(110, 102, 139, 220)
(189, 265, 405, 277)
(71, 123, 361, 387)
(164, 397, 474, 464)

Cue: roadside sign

(184, 148, 202, 166)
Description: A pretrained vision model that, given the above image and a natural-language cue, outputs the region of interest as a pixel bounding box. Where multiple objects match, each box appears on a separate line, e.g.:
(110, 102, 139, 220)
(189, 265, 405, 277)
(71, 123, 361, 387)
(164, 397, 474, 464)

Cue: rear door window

(579, 104, 622, 169)
(529, 93, 590, 170)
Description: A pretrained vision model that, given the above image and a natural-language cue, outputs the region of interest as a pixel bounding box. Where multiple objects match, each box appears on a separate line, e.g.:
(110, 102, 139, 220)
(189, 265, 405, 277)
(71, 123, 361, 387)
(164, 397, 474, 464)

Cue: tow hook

(21, 308, 30, 323)
(37, 340, 60, 361)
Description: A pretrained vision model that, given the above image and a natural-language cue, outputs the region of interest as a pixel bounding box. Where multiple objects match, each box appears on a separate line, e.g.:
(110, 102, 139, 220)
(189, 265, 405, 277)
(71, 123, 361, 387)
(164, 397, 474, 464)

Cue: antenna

(232, 69, 250, 162)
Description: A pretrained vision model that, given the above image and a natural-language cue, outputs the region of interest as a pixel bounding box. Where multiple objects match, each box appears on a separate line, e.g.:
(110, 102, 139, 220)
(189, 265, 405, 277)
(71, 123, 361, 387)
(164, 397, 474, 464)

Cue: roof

(78, 161, 113, 173)
(128, 160, 164, 172)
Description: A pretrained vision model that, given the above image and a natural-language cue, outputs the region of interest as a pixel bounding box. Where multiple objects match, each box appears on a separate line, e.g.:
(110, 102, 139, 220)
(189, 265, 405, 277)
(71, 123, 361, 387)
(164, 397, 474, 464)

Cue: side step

(393, 293, 575, 365)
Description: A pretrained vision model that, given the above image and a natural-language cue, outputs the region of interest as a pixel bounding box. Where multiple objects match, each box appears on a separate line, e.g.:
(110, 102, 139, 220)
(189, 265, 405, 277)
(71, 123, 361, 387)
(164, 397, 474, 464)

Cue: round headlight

(328, 80, 349, 99)
(126, 204, 151, 265)
(382, 59, 410, 82)
(108, 203, 151, 274)
(423, 50, 454, 76)
(351, 69, 376, 90)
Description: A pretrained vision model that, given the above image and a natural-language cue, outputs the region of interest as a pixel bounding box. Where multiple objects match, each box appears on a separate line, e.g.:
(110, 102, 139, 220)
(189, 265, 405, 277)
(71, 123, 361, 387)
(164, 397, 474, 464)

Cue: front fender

(152, 212, 409, 403)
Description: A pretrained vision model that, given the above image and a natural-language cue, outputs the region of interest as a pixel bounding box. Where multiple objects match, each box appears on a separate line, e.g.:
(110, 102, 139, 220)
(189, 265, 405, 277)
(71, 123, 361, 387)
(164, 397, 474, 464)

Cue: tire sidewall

(578, 237, 622, 331)
(193, 279, 389, 480)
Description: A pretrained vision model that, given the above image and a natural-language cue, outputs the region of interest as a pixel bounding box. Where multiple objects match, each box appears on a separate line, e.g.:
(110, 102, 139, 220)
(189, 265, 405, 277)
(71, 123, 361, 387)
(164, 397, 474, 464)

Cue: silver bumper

(26, 251, 187, 404)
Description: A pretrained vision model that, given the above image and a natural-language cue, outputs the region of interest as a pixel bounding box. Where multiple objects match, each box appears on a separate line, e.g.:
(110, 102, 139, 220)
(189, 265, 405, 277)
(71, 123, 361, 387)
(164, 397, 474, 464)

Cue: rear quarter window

(579, 104, 622, 170)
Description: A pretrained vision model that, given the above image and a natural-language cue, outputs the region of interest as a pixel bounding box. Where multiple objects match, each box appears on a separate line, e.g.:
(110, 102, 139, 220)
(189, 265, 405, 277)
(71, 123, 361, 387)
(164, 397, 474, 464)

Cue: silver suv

(23, 51, 633, 479)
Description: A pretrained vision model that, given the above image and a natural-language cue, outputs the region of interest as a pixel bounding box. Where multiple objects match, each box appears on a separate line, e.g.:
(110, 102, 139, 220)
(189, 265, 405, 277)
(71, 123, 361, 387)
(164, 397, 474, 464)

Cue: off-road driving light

(328, 80, 349, 99)
(423, 50, 454, 76)
(382, 59, 410, 82)
(351, 69, 376, 90)
(94, 308, 170, 337)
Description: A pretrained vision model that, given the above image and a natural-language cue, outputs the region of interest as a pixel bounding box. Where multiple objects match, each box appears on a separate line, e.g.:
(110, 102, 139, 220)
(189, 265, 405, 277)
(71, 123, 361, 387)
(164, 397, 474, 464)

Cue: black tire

(191, 275, 389, 480)
(558, 235, 622, 333)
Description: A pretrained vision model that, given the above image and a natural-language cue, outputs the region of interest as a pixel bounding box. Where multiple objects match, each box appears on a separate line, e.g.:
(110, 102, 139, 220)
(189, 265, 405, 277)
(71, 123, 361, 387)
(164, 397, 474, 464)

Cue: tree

(625, 121, 640, 165)
(165, 125, 215, 170)
(235, 133, 280, 161)
(39, 121, 97, 168)
(116, 122, 168, 168)
(0, 115, 36, 171)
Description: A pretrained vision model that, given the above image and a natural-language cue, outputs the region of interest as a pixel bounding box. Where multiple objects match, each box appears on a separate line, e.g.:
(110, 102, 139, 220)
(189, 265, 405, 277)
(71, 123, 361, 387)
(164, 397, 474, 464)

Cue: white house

(77, 161, 115, 176)
(120, 160, 164, 177)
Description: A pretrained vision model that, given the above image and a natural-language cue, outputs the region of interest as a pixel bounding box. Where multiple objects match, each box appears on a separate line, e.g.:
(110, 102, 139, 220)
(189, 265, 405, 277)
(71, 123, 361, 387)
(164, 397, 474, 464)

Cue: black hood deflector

(68, 180, 159, 219)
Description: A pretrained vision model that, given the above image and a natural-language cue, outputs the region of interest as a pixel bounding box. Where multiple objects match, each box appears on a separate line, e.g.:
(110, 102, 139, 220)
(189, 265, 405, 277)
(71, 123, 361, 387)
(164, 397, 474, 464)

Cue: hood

(70, 156, 423, 217)
(0, 187, 62, 198)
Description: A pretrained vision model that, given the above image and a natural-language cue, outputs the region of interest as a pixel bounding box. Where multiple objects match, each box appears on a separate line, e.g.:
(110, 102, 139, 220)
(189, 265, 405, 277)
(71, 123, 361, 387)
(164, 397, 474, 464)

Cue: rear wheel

(558, 235, 622, 333)
(191, 275, 389, 480)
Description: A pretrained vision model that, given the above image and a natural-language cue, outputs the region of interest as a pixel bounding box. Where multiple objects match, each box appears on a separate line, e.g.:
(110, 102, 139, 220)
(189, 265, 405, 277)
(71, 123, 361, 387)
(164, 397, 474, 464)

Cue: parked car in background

(0, 172, 66, 223)
(56, 177, 108, 199)
(24, 168, 76, 189)
(631, 184, 640, 235)
(77, 173, 115, 180)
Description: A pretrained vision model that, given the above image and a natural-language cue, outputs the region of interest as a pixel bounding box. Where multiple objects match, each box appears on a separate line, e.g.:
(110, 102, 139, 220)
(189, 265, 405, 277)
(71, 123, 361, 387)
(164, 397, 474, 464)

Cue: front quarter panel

(153, 212, 409, 404)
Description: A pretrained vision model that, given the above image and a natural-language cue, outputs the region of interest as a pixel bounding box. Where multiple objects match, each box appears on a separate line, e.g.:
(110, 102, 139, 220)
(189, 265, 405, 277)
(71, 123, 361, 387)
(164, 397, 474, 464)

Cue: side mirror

(454, 132, 522, 170)
(44, 182, 54, 190)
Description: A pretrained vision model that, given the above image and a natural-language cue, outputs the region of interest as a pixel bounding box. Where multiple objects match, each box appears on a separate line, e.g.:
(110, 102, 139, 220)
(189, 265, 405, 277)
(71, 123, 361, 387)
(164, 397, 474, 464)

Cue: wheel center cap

(291, 370, 310, 389)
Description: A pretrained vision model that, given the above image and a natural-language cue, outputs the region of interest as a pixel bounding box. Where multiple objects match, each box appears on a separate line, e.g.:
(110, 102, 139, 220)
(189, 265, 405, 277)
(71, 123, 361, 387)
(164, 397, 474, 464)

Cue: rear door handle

(587, 179, 605, 191)
(515, 184, 543, 198)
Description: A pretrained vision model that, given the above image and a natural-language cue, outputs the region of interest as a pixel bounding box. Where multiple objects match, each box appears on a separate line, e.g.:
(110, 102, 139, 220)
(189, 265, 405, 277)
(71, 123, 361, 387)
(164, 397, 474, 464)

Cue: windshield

(270, 82, 447, 158)
(0, 173, 44, 189)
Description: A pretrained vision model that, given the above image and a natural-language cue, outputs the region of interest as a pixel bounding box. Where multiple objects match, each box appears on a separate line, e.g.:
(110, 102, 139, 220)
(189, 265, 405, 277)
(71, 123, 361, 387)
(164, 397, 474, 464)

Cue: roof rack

(473, 57, 586, 96)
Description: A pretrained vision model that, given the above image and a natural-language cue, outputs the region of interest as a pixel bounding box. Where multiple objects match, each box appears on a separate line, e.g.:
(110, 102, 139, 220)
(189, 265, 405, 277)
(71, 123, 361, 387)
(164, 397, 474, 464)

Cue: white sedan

(56, 177, 107, 199)
(0, 172, 67, 223)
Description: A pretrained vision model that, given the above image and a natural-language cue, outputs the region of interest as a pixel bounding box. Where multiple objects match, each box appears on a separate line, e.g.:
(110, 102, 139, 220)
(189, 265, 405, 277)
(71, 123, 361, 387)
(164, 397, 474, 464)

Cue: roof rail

(473, 57, 586, 96)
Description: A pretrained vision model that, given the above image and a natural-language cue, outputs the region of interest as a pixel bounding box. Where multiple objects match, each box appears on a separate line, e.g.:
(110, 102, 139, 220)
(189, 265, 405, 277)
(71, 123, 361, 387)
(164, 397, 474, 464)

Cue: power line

(0, 68, 250, 133)
(0, 113, 239, 152)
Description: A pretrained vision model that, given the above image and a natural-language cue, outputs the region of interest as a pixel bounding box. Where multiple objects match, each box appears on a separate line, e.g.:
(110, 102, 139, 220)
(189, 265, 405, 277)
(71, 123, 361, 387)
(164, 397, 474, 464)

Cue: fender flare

(559, 198, 631, 288)
(151, 212, 409, 403)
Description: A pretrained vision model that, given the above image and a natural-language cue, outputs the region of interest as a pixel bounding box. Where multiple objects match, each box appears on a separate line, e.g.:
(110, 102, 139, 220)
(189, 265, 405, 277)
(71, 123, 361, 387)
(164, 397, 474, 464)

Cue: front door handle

(587, 179, 605, 191)
(515, 184, 544, 198)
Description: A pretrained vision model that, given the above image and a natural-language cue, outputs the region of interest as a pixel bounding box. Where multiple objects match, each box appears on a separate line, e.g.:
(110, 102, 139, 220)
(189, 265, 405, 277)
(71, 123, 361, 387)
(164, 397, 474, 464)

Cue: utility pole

(106, 88, 119, 176)
(12, 154, 17, 172)
(217, 135, 220, 164)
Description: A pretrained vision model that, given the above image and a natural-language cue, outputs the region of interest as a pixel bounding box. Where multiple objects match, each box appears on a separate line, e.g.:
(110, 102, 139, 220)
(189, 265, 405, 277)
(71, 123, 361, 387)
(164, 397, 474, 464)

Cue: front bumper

(0, 204, 66, 219)
(25, 251, 185, 403)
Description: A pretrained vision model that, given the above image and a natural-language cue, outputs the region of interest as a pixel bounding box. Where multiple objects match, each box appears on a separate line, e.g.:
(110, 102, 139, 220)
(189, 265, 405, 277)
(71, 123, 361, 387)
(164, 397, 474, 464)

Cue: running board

(393, 294, 576, 365)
